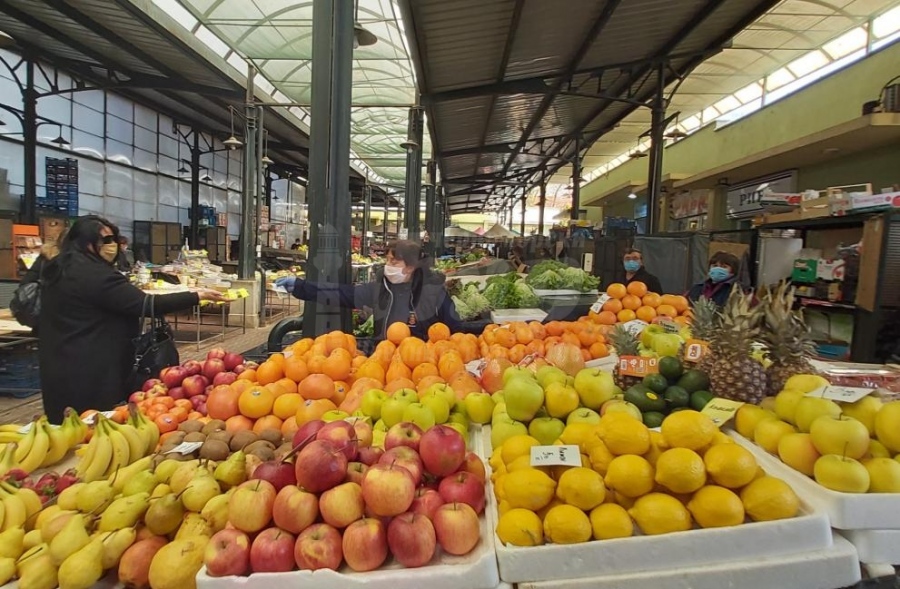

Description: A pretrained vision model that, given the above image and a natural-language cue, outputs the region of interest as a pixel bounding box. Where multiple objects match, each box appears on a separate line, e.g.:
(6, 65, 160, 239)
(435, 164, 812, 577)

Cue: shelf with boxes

(39, 157, 79, 217)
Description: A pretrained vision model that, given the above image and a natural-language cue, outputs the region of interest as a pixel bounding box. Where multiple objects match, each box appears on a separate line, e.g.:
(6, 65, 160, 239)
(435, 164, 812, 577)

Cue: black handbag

(10, 262, 43, 328)
(128, 295, 179, 394)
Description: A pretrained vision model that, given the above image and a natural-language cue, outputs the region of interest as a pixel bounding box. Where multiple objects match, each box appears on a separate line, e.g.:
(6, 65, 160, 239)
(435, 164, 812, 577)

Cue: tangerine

(416, 375, 446, 393)
(672, 295, 690, 314)
(411, 362, 440, 383)
(626, 281, 648, 297)
(621, 294, 642, 311)
(438, 351, 466, 381)
(528, 321, 547, 340)
(597, 310, 618, 325)
(154, 414, 178, 434)
(284, 356, 310, 383)
(354, 361, 386, 383)
(428, 322, 451, 342)
(636, 306, 658, 322)
(509, 344, 527, 364)
(225, 415, 255, 433)
(617, 309, 637, 322)
(276, 377, 298, 395)
(606, 283, 627, 299)
(642, 292, 662, 308)
(322, 351, 352, 381)
(253, 415, 283, 434)
(332, 381, 349, 406)
(236, 368, 257, 382)
(493, 328, 516, 348)
(256, 360, 284, 385)
(515, 327, 534, 346)
(656, 304, 677, 318)
(296, 398, 337, 425)
(273, 393, 303, 420)
(385, 378, 417, 394)
(299, 373, 336, 400)
(399, 338, 429, 369)
(324, 331, 348, 354)
(239, 386, 275, 418)
(385, 358, 413, 382)
(386, 322, 411, 345)
(602, 299, 624, 314)
(590, 342, 610, 359)
(660, 294, 679, 308)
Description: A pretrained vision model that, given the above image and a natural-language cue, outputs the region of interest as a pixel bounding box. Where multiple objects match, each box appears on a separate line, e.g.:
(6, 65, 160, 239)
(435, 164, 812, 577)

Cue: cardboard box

(817, 259, 845, 281)
(758, 210, 804, 225)
(850, 191, 900, 212)
(800, 197, 833, 219)
(792, 259, 819, 283)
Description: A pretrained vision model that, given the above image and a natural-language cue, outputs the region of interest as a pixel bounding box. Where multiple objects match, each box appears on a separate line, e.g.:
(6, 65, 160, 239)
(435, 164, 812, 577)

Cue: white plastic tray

(533, 289, 591, 297)
(490, 309, 547, 324)
(482, 426, 833, 585)
(728, 430, 900, 529)
(842, 529, 900, 564)
(515, 533, 860, 589)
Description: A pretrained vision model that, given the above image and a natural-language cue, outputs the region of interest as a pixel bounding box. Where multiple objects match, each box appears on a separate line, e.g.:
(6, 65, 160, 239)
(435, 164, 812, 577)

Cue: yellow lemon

(710, 430, 734, 446)
(496, 508, 544, 546)
(556, 467, 606, 511)
(687, 486, 745, 528)
(497, 499, 512, 517)
(654, 448, 706, 494)
(735, 404, 777, 438)
(604, 455, 654, 498)
(542, 504, 592, 544)
(643, 432, 666, 467)
(601, 417, 651, 455)
(587, 440, 615, 475)
(559, 423, 596, 447)
(704, 444, 758, 489)
(501, 435, 541, 466)
(579, 426, 607, 453)
(536, 498, 565, 521)
(661, 410, 717, 450)
(503, 469, 557, 511)
(628, 493, 693, 535)
(611, 490, 636, 510)
(740, 476, 800, 522)
(589, 504, 634, 540)
(507, 455, 551, 476)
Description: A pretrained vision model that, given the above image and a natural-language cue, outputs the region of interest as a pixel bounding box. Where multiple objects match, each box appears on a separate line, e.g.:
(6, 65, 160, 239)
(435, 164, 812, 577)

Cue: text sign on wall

(726, 172, 798, 219)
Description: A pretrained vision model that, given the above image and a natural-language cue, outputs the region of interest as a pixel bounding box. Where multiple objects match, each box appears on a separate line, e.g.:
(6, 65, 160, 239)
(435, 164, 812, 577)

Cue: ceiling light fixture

(201, 174, 212, 182)
(178, 165, 189, 174)
(353, 0, 377, 48)
(627, 192, 638, 200)
(50, 134, 70, 147)
(224, 106, 243, 149)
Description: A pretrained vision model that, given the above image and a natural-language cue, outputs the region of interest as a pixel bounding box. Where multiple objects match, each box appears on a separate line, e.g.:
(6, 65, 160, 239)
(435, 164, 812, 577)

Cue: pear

(0, 556, 14, 585)
(40, 511, 82, 545)
(151, 483, 172, 499)
(98, 527, 137, 569)
(174, 513, 213, 540)
(75, 480, 115, 514)
(169, 463, 202, 494)
(49, 514, 90, 565)
(56, 483, 85, 511)
(98, 492, 151, 532)
(200, 493, 230, 533)
(23, 529, 43, 551)
(0, 527, 25, 559)
(16, 544, 58, 589)
(33, 505, 62, 532)
(181, 476, 221, 512)
(144, 493, 184, 537)
(58, 536, 103, 589)
(123, 471, 158, 497)
(148, 538, 206, 589)
(154, 458, 195, 484)
(214, 450, 247, 489)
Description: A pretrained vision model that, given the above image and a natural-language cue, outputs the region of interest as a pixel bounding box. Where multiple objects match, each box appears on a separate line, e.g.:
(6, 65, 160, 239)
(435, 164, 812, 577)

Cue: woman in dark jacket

(277, 240, 481, 341)
(686, 251, 745, 307)
(39, 216, 224, 422)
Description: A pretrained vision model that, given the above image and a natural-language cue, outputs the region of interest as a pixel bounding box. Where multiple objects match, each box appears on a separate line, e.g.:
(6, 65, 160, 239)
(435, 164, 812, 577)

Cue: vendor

(508, 245, 528, 273)
(687, 251, 743, 307)
(623, 248, 663, 294)
(276, 240, 484, 340)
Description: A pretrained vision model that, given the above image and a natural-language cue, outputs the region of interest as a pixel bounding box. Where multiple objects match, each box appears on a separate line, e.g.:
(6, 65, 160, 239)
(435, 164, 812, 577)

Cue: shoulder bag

(10, 266, 43, 328)
(127, 294, 179, 394)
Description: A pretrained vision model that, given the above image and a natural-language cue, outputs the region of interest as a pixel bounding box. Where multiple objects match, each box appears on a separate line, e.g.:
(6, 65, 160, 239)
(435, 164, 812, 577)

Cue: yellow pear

(58, 536, 104, 589)
(49, 515, 90, 566)
(98, 492, 151, 532)
(0, 556, 14, 586)
(148, 538, 206, 589)
(55, 484, 84, 511)
(0, 527, 25, 559)
(97, 527, 137, 569)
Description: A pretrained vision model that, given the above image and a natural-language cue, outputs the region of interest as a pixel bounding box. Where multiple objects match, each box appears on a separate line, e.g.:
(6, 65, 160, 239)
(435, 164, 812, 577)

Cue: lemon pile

(492, 410, 800, 547)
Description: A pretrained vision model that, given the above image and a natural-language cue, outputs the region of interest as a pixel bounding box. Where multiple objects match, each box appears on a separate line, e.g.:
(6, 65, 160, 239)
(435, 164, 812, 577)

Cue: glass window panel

(73, 89, 103, 111)
(227, 52, 247, 73)
(228, 190, 241, 214)
(228, 214, 241, 236)
(701, 106, 719, 122)
(823, 27, 867, 59)
(787, 50, 829, 78)
(106, 164, 133, 198)
(158, 175, 178, 206)
(159, 155, 177, 176)
(0, 77, 22, 111)
(37, 95, 72, 127)
(179, 180, 192, 208)
(214, 153, 228, 175)
(151, 0, 197, 29)
(107, 94, 133, 122)
(199, 183, 211, 206)
(135, 104, 157, 131)
(213, 188, 227, 212)
(73, 103, 104, 134)
(104, 196, 134, 219)
(71, 130, 105, 160)
(134, 202, 157, 221)
(735, 82, 763, 104)
(195, 25, 231, 56)
(135, 127, 157, 152)
(106, 140, 133, 165)
(78, 194, 104, 215)
(106, 115, 133, 144)
(157, 204, 181, 223)
(766, 68, 795, 91)
(714, 95, 742, 114)
(77, 158, 105, 197)
(874, 6, 900, 37)
(159, 134, 178, 159)
(134, 148, 158, 173)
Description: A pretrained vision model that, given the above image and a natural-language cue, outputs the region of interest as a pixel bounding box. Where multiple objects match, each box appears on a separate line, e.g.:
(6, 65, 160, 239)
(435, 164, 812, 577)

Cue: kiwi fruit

(202, 420, 227, 435)
(258, 429, 284, 446)
(206, 430, 233, 444)
(229, 431, 259, 452)
(244, 440, 276, 455)
(199, 440, 230, 461)
(183, 432, 207, 444)
(163, 431, 187, 445)
(178, 420, 204, 434)
(248, 446, 275, 462)
(273, 442, 294, 462)
(158, 440, 181, 454)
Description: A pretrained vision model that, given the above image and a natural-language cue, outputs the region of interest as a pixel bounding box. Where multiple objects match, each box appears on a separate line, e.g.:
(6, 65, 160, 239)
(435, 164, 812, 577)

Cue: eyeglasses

(101, 235, 118, 245)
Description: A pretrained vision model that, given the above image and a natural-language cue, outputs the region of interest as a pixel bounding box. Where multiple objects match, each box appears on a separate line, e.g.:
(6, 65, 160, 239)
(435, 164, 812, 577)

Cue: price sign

(700, 398, 745, 427)
(465, 359, 485, 378)
(590, 293, 612, 314)
(165, 441, 204, 455)
(684, 339, 710, 363)
(658, 319, 680, 334)
(621, 319, 649, 336)
(807, 386, 873, 404)
(618, 355, 659, 378)
(82, 411, 116, 426)
(530, 445, 582, 468)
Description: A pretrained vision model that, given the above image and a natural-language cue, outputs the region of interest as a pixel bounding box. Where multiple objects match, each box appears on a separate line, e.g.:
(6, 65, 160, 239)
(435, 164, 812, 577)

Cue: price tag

(658, 318, 680, 334)
(465, 359, 485, 379)
(165, 441, 204, 455)
(684, 339, 710, 363)
(807, 385, 873, 403)
(700, 398, 745, 427)
(82, 411, 116, 426)
(17, 422, 33, 434)
(618, 355, 659, 378)
(590, 293, 612, 314)
(621, 319, 649, 336)
(530, 445, 582, 468)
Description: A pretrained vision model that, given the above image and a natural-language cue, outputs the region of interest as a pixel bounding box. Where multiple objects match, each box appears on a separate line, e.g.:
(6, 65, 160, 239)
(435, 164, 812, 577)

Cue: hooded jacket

(686, 275, 741, 307)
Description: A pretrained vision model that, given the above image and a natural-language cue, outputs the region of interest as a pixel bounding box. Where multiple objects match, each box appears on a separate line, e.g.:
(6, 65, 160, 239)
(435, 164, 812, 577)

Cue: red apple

(346, 462, 368, 486)
(293, 420, 326, 449)
(357, 446, 383, 466)
(128, 391, 148, 403)
(432, 502, 480, 556)
(142, 378, 163, 392)
(294, 440, 347, 493)
(252, 460, 296, 491)
(348, 418, 373, 448)
(384, 422, 424, 452)
(190, 394, 207, 410)
(419, 425, 466, 477)
(223, 352, 244, 371)
(273, 485, 318, 535)
(294, 523, 342, 571)
(213, 371, 237, 386)
(160, 366, 187, 388)
(204, 529, 250, 577)
(387, 512, 436, 568)
(249, 527, 295, 573)
(316, 421, 358, 461)
(319, 482, 364, 528)
(228, 479, 277, 533)
(167, 387, 186, 400)
(203, 359, 226, 381)
(146, 384, 167, 398)
(461, 452, 486, 483)
(342, 518, 388, 572)
(378, 446, 424, 485)
(362, 462, 415, 517)
(197, 402, 207, 415)
(182, 375, 209, 398)
(410, 488, 444, 520)
(233, 364, 247, 375)
(182, 359, 203, 376)
(207, 348, 226, 360)
(438, 471, 485, 514)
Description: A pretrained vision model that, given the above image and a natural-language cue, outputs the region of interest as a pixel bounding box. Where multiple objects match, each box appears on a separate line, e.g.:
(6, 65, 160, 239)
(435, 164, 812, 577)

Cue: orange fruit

(154, 414, 178, 434)
(674, 315, 691, 325)
(606, 283, 627, 299)
(597, 310, 617, 325)
(578, 327, 599, 347)
(256, 360, 284, 386)
(385, 358, 413, 382)
(349, 377, 384, 396)
(295, 398, 337, 425)
(438, 351, 465, 381)
(268, 353, 286, 367)
(660, 294, 679, 308)
(281, 416, 299, 439)
(386, 322, 411, 345)
(416, 375, 446, 393)
(508, 344, 527, 364)
(207, 386, 241, 420)
(590, 342, 610, 359)
(231, 379, 253, 395)
(385, 377, 417, 394)
(284, 356, 310, 383)
(332, 381, 349, 406)
(174, 399, 193, 412)
(323, 330, 348, 354)
(299, 373, 336, 400)
(656, 304, 677, 318)
(515, 327, 534, 346)
(291, 338, 314, 356)
(642, 292, 662, 308)
(322, 351, 352, 381)
(528, 321, 547, 340)
(525, 339, 545, 357)
(617, 309, 637, 322)
(636, 306, 658, 322)
(602, 299, 623, 314)
(493, 328, 516, 348)
(621, 294, 642, 311)
(273, 393, 303, 420)
(238, 386, 275, 419)
(411, 362, 440, 383)
(399, 338, 429, 369)
(264, 382, 290, 399)
(253, 415, 283, 434)
(276, 377, 298, 395)
(672, 295, 690, 314)
(428, 322, 451, 342)
(544, 321, 565, 337)
(225, 415, 255, 433)
(626, 281, 648, 297)
(447, 371, 482, 397)
(354, 361, 385, 383)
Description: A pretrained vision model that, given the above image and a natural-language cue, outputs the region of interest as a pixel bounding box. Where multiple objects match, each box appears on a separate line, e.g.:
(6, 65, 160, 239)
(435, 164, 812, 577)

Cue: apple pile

(736, 374, 900, 494)
(205, 422, 488, 577)
(359, 383, 471, 447)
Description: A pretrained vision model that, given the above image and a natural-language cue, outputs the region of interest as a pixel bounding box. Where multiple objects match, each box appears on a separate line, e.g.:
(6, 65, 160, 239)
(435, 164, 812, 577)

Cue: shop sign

(726, 171, 797, 219)
(671, 190, 710, 219)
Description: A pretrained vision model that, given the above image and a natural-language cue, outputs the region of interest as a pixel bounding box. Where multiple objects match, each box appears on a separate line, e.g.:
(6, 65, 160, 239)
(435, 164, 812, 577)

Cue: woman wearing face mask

(38, 215, 225, 422)
(277, 240, 480, 341)
(622, 248, 663, 294)
(687, 251, 743, 307)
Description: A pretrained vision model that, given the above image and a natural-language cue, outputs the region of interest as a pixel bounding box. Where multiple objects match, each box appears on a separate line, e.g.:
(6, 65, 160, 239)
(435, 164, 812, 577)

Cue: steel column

(383, 196, 389, 242)
(435, 185, 445, 254)
(646, 63, 666, 235)
(361, 184, 371, 254)
(571, 135, 582, 221)
(519, 195, 526, 236)
(238, 68, 258, 280)
(538, 175, 547, 235)
(256, 107, 266, 246)
(22, 59, 37, 225)
(302, 0, 354, 337)
(403, 106, 424, 238)
(190, 132, 201, 248)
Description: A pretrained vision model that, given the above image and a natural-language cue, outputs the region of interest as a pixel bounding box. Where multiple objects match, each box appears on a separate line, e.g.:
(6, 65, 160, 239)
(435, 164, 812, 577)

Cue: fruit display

(621, 361, 713, 428)
(479, 321, 610, 366)
(524, 260, 600, 293)
(589, 281, 690, 326)
(734, 373, 900, 494)
(758, 282, 820, 396)
(0, 410, 87, 475)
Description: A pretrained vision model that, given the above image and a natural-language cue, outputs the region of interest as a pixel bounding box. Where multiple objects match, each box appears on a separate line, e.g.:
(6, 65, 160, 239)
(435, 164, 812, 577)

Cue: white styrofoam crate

(515, 533, 861, 589)
(482, 426, 833, 585)
(728, 430, 900, 529)
(490, 308, 547, 324)
(841, 529, 900, 565)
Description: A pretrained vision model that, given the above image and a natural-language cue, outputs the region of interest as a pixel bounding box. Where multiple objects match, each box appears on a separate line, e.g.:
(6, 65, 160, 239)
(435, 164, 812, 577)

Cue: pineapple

(684, 296, 720, 370)
(608, 324, 643, 390)
(759, 281, 818, 396)
(705, 286, 768, 405)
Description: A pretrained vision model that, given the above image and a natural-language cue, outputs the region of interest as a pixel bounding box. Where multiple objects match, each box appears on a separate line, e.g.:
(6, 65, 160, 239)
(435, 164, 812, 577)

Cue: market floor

(0, 324, 275, 425)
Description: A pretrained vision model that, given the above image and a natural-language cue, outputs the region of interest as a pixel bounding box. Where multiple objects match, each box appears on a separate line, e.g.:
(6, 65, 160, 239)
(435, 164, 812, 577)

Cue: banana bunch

(0, 423, 24, 445)
(8, 411, 87, 474)
(0, 444, 16, 478)
(126, 405, 160, 453)
(0, 480, 42, 532)
(74, 413, 158, 483)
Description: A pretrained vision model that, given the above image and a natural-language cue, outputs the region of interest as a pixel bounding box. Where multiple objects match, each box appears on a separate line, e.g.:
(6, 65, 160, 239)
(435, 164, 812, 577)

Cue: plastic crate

(0, 343, 41, 398)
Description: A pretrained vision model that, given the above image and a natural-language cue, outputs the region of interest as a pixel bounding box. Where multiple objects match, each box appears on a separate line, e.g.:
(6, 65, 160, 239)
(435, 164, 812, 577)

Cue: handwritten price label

(165, 441, 204, 455)
(700, 398, 745, 427)
(684, 339, 710, 363)
(807, 385, 873, 403)
(591, 293, 612, 314)
(621, 319, 649, 336)
(81, 411, 117, 427)
(658, 319, 680, 334)
(530, 445, 582, 468)
(618, 355, 659, 378)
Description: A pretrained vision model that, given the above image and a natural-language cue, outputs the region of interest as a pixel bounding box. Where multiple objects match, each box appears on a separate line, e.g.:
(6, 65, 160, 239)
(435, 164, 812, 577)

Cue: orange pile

(590, 281, 691, 326)
(478, 319, 610, 364)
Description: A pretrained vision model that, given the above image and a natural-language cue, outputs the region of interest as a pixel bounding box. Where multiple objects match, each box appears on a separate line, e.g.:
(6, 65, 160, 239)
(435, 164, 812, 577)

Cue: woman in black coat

(39, 216, 224, 423)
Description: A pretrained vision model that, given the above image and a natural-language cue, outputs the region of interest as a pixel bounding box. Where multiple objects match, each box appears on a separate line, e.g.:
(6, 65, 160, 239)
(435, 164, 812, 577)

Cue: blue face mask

(708, 267, 731, 283)
(623, 260, 641, 273)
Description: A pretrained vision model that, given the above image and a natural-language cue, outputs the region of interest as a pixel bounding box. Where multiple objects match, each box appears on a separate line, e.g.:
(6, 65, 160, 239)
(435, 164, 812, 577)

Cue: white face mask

(384, 264, 409, 284)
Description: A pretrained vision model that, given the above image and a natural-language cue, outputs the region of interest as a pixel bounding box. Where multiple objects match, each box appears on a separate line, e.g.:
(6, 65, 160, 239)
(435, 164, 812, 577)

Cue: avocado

(677, 369, 711, 393)
(690, 390, 715, 411)
(658, 356, 684, 381)
(624, 386, 667, 413)
(642, 373, 669, 394)
(642, 411, 666, 428)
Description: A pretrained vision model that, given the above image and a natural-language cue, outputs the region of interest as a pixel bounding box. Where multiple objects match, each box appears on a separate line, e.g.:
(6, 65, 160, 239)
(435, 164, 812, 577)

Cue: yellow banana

(76, 426, 113, 484)
(0, 444, 17, 478)
(3, 485, 42, 524)
(108, 456, 153, 494)
(39, 420, 69, 469)
(103, 421, 131, 479)
(64, 409, 88, 448)
(108, 422, 145, 464)
(0, 432, 23, 444)
(128, 407, 159, 453)
(13, 424, 36, 464)
(0, 488, 27, 532)
(0, 424, 24, 433)
(17, 422, 49, 474)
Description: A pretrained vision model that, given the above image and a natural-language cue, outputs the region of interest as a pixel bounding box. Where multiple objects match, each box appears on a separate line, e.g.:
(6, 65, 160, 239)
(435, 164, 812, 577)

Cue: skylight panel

(823, 27, 867, 59)
(786, 50, 829, 78)
(152, 0, 197, 30)
(194, 25, 230, 57)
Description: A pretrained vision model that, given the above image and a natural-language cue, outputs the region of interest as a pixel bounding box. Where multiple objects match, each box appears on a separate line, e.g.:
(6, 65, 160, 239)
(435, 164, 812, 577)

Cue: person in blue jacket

(276, 240, 482, 340)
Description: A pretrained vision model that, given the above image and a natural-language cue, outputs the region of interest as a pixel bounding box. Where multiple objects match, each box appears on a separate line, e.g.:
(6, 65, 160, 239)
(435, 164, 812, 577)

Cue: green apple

(544, 382, 580, 419)
(382, 397, 413, 428)
(492, 391, 505, 405)
(503, 376, 545, 422)
(565, 376, 576, 387)
(652, 333, 683, 357)
(321, 410, 350, 422)
(453, 400, 468, 417)
(392, 388, 420, 405)
(402, 403, 436, 430)
(794, 397, 842, 432)
(424, 383, 457, 407)
(447, 411, 469, 429)
(566, 408, 601, 425)
(503, 366, 535, 385)
(491, 415, 528, 449)
(492, 401, 508, 418)
(601, 400, 642, 420)
(446, 421, 468, 439)
(465, 393, 494, 424)
(640, 324, 664, 348)
(573, 368, 618, 410)
(809, 415, 870, 459)
(374, 418, 388, 433)
(536, 366, 568, 390)
(351, 409, 368, 418)
(841, 396, 883, 436)
(529, 417, 566, 446)
(360, 389, 388, 419)
(421, 393, 451, 424)
(814, 454, 870, 493)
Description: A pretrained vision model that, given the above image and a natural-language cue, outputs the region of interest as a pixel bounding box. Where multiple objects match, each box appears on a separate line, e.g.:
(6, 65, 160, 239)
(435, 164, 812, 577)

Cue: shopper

(623, 248, 663, 294)
(290, 238, 302, 250)
(277, 240, 482, 341)
(116, 236, 134, 272)
(21, 240, 60, 286)
(38, 215, 225, 423)
(687, 251, 744, 307)
(508, 245, 528, 273)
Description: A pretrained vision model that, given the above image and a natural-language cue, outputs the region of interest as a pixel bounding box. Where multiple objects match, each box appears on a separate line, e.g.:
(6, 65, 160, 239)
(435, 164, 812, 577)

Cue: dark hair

(624, 248, 642, 259)
(118, 235, 129, 246)
(387, 240, 423, 267)
(58, 215, 119, 265)
(510, 245, 524, 258)
(709, 250, 740, 273)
